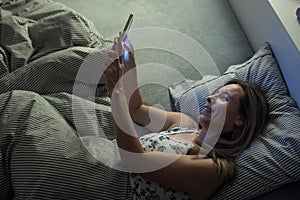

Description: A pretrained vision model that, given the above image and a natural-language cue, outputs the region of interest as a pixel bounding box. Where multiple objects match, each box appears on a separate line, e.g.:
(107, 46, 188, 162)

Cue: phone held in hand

(120, 13, 134, 42)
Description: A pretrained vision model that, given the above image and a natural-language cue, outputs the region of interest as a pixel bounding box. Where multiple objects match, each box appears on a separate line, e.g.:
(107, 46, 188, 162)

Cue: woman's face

(198, 84, 245, 133)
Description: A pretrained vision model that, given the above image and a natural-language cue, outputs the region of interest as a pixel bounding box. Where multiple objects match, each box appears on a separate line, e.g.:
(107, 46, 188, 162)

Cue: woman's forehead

(216, 84, 245, 96)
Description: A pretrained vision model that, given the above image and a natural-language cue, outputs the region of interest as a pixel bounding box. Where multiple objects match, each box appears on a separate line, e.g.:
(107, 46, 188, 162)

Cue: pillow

(169, 42, 300, 199)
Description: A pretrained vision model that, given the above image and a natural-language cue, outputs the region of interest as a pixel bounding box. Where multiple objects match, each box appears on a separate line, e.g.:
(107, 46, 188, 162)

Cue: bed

(0, 0, 299, 199)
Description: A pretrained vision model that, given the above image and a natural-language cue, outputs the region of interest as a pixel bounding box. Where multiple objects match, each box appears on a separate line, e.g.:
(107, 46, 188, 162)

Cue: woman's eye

(212, 90, 219, 95)
(221, 94, 230, 102)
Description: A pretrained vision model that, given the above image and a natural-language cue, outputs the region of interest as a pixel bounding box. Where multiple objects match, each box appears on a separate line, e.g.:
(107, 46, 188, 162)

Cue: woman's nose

(206, 94, 216, 104)
(206, 95, 212, 103)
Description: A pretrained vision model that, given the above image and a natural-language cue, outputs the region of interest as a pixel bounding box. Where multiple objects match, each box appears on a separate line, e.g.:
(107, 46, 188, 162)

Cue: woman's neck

(195, 129, 208, 146)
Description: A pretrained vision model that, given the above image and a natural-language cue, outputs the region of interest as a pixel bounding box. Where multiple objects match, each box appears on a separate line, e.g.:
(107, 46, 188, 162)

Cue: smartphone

(120, 13, 134, 42)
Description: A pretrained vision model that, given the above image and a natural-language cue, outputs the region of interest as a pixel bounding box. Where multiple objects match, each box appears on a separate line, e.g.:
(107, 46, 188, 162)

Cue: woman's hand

(105, 37, 124, 96)
(122, 35, 136, 70)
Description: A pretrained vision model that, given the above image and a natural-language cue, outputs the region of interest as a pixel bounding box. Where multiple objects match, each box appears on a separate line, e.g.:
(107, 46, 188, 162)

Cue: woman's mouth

(200, 106, 211, 117)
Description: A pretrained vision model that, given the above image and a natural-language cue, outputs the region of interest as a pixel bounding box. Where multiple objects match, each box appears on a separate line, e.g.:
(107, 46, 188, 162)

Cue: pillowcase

(169, 42, 300, 199)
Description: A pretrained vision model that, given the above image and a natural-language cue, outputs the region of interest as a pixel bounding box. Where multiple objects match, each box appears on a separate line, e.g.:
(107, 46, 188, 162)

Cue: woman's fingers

(110, 36, 123, 63)
(111, 35, 136, 65)
(122, 42, 136, 69)
(123, 43, 134, 55)
(123, 35, 134, 50)
(113, 36, 121, 54)
(107, 50, 118, 60)
(104, 36, 128, 95)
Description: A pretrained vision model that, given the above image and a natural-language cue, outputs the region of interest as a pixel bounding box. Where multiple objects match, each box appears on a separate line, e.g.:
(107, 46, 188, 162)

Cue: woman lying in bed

(104, 36, 268, 200)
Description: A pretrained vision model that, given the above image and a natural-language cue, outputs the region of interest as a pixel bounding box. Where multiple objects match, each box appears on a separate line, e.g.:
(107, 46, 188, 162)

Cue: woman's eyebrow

(212, 89, 220, 95)
(213, 89, 229, 95)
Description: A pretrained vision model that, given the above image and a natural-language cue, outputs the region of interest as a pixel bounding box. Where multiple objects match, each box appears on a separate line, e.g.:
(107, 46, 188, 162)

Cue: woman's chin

(198, 114, 210, 129)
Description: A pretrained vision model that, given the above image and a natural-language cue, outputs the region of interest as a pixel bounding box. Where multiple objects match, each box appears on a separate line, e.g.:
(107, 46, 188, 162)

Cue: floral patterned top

(130, 127, 200, 200)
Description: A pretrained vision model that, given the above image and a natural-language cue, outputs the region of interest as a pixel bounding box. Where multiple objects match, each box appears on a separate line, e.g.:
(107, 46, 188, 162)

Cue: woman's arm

(117, 37, 198, 132)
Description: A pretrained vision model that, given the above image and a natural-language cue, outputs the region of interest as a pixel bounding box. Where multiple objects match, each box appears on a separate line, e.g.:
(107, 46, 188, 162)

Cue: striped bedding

(0, 0, 132, 199)
(0, 91, 131, 199)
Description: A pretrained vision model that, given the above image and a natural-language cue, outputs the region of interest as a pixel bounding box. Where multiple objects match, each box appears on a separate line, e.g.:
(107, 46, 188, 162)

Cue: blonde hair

(207, 79, 268, 181)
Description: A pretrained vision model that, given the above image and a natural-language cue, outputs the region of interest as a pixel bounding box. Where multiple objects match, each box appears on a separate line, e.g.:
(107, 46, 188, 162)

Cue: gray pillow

(169, 42, 300, 199)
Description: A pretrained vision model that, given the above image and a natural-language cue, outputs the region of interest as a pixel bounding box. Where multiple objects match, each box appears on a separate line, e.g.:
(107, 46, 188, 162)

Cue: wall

(228, 0, 300, 106)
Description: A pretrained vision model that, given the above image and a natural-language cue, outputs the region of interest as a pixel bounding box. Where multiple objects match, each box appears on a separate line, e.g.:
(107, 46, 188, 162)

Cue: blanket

(0, 0, 132, 199)
(0, 0, 112, 95)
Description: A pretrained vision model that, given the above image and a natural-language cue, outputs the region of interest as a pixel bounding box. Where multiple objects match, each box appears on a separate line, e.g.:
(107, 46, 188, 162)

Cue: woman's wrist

(112, 84, 124, 94)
